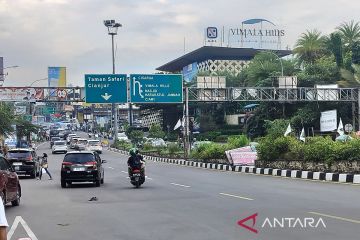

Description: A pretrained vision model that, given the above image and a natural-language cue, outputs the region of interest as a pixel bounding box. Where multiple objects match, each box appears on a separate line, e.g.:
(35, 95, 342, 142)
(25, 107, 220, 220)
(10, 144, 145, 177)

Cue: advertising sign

(48, 67, 66, 97)
(320, 110, 337, 132)
(226, 146, 257, 166)
(15, 106, 27, 115)
(182, 62, 198, 82)
(130, 74, 183, 103)
(0, 88, 44, 102)
(0, 57, 4, 86)
(85, 74, 127, 103)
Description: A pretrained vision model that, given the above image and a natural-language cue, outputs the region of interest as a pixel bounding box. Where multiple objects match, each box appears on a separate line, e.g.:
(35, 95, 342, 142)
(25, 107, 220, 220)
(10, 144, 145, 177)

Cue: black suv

(61, 151, 105, 188)
(7, 148, 40, 178)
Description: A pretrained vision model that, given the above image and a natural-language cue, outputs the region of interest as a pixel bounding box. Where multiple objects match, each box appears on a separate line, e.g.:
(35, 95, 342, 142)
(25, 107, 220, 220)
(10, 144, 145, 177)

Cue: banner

(226, 146, 257, 166)
(320, 110, 337, 132)
(48, 67, 66, 97)
(0, 88, 44, 102)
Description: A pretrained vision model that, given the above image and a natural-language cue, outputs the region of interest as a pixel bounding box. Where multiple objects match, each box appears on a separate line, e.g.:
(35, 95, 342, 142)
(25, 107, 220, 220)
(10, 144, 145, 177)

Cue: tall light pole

(104, 20, 122, 141)
(29, 77, 48, 87)
(0, 65, 19, 86)
(266, 51, 284, 76)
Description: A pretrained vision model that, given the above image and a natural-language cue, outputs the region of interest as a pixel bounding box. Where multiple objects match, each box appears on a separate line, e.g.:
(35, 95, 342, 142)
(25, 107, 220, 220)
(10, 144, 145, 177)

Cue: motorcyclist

(127, 148, 144, 177)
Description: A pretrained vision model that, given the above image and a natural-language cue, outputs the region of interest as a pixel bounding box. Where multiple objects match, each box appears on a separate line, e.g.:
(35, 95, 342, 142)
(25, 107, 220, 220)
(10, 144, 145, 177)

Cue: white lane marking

(219, 192, 254, 201)
(8, 216, 39, 240)
(308, 212, 360, 224)
(145, 176, 153, 180)
(170, 183, 191, 188)
(108, 167, 115, 169)
(121, 171, 127, 174)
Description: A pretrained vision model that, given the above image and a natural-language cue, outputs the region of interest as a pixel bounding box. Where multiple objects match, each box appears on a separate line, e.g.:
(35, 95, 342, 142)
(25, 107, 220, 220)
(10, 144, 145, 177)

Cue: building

(156, 46, 292, 79)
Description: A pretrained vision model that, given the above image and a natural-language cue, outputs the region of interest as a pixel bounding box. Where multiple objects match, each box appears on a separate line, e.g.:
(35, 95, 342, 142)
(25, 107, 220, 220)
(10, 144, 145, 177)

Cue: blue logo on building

(207, 27, 218, 39)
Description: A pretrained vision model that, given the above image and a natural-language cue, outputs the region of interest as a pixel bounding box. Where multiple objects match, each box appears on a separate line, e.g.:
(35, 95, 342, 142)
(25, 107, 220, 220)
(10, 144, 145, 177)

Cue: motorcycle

(129, 161, 145, 188)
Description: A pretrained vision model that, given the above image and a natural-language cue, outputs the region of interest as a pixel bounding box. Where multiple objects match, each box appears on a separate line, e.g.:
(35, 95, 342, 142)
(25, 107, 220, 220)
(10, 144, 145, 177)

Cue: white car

(76, 138, 88, 150)
(52, 140, 68, 154)
(87, 140, 103, 154)
(67, 134, 77, 144)
(117, 132, 130, 142)
(145, 138, 167, 147)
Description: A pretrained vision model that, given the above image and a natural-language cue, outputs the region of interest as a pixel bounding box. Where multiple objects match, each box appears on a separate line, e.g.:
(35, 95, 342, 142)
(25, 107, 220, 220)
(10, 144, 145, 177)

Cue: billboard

(48, 67, 66, 97)
(320, 110, 337, 132)
(182, 62, 198, 82)
(0, 57, 4, 86)
(0, 88, 44, 102)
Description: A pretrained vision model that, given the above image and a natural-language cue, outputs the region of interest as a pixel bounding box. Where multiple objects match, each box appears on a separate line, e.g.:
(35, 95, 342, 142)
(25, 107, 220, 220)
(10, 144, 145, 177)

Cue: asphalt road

(4, 136, 360, 240)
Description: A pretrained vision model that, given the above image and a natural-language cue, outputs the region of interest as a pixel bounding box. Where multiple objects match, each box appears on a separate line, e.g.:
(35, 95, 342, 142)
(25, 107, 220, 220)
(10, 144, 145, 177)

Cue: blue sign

(130, 74, 183, 103)
(182, 62, 198, 82)
(85, 74, 127, 103)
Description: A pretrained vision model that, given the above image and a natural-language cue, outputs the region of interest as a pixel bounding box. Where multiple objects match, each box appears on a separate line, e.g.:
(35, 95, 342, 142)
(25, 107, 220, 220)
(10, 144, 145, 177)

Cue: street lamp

(0, 65, 19, 86)
(104, 19, 122, 141)
(266, 51, 284, 77)
(29, 78, 48, 87)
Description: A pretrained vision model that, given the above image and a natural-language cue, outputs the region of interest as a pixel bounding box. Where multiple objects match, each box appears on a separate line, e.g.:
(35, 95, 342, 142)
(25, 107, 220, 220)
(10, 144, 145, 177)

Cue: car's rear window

(51, 137, 61, 141)
(54, 141, 66, 145)
(78, 140, 88, 144)
(64, 153, 95, 163)
(8, 151, 31, 158)
(88, 141, 100, 146)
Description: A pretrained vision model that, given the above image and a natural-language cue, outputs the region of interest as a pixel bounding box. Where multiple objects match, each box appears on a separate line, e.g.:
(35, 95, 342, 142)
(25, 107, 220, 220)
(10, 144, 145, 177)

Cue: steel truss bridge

(1, 87, 359, 103)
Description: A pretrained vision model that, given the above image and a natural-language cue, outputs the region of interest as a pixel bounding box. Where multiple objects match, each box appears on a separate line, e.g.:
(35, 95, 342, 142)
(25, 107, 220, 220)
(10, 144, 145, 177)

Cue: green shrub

(168, 143, 181, 157)
(227, 135, 249, 149)
(191, 143, 226, 160)
(214, 135, 228, 143)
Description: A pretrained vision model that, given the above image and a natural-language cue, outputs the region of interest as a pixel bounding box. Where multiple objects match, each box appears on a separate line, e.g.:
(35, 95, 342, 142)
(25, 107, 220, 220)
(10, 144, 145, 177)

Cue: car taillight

(85, 161, 97, 169)
(62, 162, 72, 169)
(26, 156, 33, 161)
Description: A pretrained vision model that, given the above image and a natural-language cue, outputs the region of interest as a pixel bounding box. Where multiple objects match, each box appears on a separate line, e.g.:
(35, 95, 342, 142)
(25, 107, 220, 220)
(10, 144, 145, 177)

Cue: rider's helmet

(43, 153, 48, 157)
(129, 148, 138, 157)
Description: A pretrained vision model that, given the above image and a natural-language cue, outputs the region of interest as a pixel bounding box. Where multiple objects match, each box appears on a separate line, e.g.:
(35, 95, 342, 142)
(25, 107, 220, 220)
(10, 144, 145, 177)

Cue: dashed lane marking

(170, 183, 191, 188)
(308, 212, 360, 224)
(108, 167, 115, 169)
(219, 192, 254, 201)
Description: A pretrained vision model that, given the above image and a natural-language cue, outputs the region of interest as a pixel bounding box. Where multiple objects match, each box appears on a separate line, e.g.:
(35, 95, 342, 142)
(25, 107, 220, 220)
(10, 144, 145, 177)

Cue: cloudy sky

(1, 0, 360, 87)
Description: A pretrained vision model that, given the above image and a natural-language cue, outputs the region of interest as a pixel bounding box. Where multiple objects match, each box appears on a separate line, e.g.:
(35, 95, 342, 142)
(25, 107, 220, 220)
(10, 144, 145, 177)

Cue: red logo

(237, 213, 258, 234)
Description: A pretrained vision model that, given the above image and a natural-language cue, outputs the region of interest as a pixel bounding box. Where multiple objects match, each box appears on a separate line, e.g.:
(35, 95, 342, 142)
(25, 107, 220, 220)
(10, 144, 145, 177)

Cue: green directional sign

(130, 74, 183, 103)
(43, 107, 55, 114)
(23, 115, 32, 122)
(85, 74, 127, 103)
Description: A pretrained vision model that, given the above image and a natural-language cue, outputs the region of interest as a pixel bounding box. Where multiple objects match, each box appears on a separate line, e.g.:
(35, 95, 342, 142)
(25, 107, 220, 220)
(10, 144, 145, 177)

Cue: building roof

(156, 46, 292, 72)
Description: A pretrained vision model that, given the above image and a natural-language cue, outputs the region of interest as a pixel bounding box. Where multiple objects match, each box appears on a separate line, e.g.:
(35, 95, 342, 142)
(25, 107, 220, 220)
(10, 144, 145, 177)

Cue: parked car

(0, 156, 21, 206)
(52, 140, 68, 154)
(117, 132, 130, 142)
(87, 140, 103, 154)
(60, 151, 105, 188)
(145, 138, 167, 147)
(50, 136, 61, 148)
(6, 148, 41, 178)
(75, 138, 88, 150)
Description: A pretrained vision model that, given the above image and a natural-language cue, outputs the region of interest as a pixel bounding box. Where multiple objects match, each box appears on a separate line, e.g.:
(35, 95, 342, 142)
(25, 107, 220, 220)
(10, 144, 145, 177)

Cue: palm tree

(337, 20, 360, 50)
(294, 30, 326, 65)
(324, 32, 343, 67)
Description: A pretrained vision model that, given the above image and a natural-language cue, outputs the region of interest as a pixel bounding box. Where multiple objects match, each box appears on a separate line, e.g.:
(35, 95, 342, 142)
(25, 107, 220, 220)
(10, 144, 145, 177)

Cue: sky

(1, 0, 360, 87)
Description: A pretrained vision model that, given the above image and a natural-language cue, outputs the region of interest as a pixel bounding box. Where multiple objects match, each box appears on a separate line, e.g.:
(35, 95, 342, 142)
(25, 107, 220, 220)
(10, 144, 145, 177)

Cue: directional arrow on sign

(101, 93, 112, 101)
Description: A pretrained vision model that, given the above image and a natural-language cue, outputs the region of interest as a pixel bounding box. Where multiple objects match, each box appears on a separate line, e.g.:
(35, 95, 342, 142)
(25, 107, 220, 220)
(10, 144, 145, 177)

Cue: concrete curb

(107, 148, 360, 184)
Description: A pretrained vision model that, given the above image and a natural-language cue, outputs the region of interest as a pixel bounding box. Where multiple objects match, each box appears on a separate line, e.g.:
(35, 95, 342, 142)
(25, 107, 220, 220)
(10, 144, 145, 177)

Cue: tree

(0, 103, 15, 138)
(148, 124, 165, 139)
(128, 130, 144, 146)
(243, 51, 297, 87)
(294, 30, 326, 65)
(337, 20, 360, 51)
(15, 117, 39, 141)
(325, 32, 343, 67)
